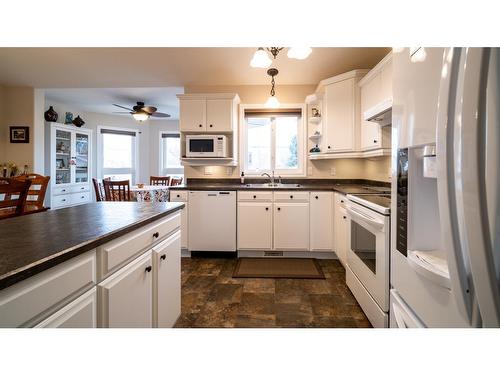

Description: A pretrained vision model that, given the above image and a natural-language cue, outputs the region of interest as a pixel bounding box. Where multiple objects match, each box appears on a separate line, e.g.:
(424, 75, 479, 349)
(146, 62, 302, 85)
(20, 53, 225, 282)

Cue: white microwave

(185, 134, 228, 158)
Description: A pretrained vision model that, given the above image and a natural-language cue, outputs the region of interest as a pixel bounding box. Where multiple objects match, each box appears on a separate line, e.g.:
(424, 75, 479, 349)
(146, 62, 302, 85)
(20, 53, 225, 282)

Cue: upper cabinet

(178, 94, 240, 133)
(359, 53, 392, 151)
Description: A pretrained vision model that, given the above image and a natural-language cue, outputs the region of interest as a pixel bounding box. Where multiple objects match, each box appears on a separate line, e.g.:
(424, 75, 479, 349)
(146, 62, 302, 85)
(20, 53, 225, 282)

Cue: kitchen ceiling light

(265, 68, 280, 108)
(132, 111, 150, 122)
(287, 47, 312, 60)
(250, 47, 272, 68)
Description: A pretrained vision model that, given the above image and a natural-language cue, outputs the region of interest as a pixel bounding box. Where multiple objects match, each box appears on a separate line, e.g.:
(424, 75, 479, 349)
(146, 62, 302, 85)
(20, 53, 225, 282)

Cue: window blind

(100, 128, 137, 137)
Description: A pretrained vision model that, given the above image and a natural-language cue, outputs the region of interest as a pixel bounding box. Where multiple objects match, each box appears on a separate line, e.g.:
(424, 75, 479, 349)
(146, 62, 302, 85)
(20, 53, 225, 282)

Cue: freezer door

(455, 48, 500, 327)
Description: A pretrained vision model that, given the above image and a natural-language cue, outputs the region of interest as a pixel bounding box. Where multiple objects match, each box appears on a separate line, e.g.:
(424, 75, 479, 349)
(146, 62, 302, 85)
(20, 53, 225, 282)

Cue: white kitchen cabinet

(273, 202, 309, 251)
(170, 191, 189, 249)
(309, 192, 334, 251)
(35, 287, 97, 328)
(179, 99, 206, 131)
(334, 194, 349, 266)
(178, 94, 240, 133)
(98, 250, 153, 328)
(152, 231, 181, 328)
(237, 202, 273, 250)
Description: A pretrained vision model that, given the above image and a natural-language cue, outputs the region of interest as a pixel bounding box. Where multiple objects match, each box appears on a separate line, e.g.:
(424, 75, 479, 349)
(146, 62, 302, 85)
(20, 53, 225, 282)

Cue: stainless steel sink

(244, 183, 301, 189)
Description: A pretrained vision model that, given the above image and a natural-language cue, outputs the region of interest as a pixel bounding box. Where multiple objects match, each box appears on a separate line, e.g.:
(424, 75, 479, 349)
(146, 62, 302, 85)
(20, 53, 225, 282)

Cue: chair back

(14, 174, 50, 212)
(103, 179, 131, 201)
(93, 177, 110, 202)
(0, 179, 32, 219)
(150, 176, 171, 186)
(170, 177, 183, 186)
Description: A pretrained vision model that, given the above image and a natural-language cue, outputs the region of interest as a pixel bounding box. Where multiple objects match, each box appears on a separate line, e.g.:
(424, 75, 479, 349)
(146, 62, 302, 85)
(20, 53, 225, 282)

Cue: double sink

(244, 183, 302, 189)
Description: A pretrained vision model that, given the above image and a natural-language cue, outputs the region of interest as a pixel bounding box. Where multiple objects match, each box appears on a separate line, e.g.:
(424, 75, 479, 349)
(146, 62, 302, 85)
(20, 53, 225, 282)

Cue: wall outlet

(330, 167, 336, 176)
(204, 166, 213, 176)
(226, 167, 233, 176)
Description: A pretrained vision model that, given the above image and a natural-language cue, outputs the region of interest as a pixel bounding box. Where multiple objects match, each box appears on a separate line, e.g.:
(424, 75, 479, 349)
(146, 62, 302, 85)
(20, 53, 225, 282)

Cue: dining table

(130, 185, 170, 202)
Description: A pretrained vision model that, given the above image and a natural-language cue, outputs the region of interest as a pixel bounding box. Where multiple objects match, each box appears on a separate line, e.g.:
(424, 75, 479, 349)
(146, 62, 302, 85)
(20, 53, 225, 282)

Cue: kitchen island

(0, 202, 184, 328)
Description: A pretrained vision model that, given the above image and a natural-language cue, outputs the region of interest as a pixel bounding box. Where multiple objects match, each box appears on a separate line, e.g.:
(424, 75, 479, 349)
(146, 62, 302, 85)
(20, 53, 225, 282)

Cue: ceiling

(0, 47, 390, 88)
(45, 87, 183, 120)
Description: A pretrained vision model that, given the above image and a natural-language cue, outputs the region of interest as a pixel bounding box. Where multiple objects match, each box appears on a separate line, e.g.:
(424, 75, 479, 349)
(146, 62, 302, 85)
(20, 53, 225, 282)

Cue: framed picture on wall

(10, 126, 30, 143)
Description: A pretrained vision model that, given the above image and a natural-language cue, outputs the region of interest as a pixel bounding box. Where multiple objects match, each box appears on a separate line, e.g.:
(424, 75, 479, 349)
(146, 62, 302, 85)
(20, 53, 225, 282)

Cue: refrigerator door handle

(436, 47, 474, 323)
(457, 48, 500, 327)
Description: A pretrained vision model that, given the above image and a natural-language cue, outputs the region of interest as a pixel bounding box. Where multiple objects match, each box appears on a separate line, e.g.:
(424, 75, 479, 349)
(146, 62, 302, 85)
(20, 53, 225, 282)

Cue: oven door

(186, 137, 216, 157)
(346, 201, 390, 311)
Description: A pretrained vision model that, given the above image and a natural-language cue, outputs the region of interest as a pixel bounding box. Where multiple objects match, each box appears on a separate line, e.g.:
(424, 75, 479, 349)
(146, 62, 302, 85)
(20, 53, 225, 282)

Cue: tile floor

(174, 256, 372, 328)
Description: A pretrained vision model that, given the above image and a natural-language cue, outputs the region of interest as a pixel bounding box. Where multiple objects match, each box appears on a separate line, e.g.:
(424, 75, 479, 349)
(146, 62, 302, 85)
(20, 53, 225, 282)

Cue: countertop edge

(0, 203, 184, 291)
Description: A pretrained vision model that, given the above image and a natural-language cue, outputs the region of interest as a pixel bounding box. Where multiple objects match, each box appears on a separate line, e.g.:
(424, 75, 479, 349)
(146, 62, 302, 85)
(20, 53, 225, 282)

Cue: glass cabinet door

(75, 132, 89, 183)
(55, 129, 72, 185)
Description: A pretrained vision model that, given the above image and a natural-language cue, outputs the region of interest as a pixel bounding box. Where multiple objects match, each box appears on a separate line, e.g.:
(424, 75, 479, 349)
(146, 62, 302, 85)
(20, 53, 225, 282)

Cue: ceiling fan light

(265, 95, 280, 108)
(250, 47, 272, 68)
(132, 112, 150, 122)
(287, 47, 312, 60)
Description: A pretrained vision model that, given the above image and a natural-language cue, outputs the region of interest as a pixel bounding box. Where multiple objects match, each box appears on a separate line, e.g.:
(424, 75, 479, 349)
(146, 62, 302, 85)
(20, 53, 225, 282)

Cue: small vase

(72, 115, 85, 127)
(65, 112, 73, 124)
(44, 106, 58, 122)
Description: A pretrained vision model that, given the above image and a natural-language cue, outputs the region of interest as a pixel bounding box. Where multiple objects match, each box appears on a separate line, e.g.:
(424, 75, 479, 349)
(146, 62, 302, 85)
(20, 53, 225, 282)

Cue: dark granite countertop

(0, 202, 184, 291)
(170, 178, 391, 195)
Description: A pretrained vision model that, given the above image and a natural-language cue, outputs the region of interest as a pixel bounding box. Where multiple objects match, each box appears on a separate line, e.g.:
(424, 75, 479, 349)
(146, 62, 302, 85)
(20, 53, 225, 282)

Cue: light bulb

(250, 47, 272, 68)
(265, 95, 280, 108)
(132, 112, 150, 122)
(287, 47, 312, 60)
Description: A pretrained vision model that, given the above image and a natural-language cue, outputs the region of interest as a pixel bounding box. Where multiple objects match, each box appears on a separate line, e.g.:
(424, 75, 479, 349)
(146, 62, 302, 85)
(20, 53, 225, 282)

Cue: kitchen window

(98, 127, 138, 183)
(242, 107, 305, 176)
(160, 132, 183, 176)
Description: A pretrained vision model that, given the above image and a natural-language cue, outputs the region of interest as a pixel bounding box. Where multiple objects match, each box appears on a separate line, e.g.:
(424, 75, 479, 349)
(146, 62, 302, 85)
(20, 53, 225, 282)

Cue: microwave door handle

(346, 206, 384, 230)
(436, 47, 476, 325)
(457, 48, 500, 327)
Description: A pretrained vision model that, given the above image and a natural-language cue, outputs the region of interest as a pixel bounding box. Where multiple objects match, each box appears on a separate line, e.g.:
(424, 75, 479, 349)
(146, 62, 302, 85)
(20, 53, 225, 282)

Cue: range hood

(363, 98, 392, 126)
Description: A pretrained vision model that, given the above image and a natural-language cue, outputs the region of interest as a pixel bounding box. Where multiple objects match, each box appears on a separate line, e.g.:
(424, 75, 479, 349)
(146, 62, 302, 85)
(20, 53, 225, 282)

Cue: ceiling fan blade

(113, 104, 134, 111)
(151, 112, 171, 118)
(141, 106, 157, 114)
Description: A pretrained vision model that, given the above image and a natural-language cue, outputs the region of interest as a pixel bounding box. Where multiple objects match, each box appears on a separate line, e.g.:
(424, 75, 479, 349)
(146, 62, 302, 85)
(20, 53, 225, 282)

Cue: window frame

(158, 130, 184, 176)
(97, 126, 139, 184)
(239, 103, 306, 177)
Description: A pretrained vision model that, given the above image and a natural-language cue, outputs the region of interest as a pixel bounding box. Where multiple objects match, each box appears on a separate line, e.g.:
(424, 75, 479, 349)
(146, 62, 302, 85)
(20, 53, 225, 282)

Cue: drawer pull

(61, 189, 66, 192)
(343, 216, 347, 219)
(265, 207, 269, 211)
(209, 124, 213, 128)
(62, 199, 66, 202)
(373, 139, 378, 143)
(277, 207, 281, 211)
(253, 195, 256, 199)
(315, 196, 319, 199)
(81, 196, 85, 199)
(177, 194, 180, 198)
(153, 232, 159, 239)
(341, 199, 344, 203)
(199, 124, 202, 127)
(290, 195, 293, 199)
(145, 266, 152, 273)
(160, 254, 166, 261)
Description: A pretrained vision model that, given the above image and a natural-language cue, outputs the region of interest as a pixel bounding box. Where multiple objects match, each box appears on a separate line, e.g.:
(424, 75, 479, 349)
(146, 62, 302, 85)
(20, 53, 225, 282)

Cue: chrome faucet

(261, 171, 275, 185)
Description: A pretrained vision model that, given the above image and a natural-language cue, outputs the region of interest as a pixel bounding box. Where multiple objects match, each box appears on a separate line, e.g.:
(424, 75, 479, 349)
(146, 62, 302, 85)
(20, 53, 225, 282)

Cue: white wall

(45, 101, 179, 183)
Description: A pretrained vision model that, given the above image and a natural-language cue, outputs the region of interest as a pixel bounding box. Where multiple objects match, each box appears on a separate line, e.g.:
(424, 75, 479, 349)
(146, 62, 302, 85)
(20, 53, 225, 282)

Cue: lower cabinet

(334, 194, 349, 266)
(170, 192, 188, 249)
(273, 202, 309, 251)
(237, 202, 273, 250)
(152, 231, 181, 328)
(98, 250, 153, 328)
(35, 287, 97, 328)
(309, 192, 334, 251)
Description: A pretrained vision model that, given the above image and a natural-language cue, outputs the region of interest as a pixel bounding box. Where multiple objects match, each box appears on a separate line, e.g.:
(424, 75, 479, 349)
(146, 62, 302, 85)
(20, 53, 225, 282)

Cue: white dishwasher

(188, 191, 236, 251)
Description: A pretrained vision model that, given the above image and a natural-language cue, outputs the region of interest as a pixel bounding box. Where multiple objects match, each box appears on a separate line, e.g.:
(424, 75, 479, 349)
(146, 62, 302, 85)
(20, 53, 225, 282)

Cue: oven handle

(346, 206, 385, 230)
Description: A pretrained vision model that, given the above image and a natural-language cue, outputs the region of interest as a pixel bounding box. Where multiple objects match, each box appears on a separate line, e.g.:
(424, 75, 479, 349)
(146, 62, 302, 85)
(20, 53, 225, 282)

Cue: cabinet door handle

(315, 196, 319, 199)
(160, 254, 166, 261)
(328, 145, 331, 149)
(290, 195, 293, 199)
(209, 124, 213, 128)
(277, 207, 281, 211)
(253, 195, 256, 199)
(265, 207, 269, 211)
(199, 124, 202, 127)
(153, 232, 159, 239)
(343, 216, 347, 219)
(145, 266, 152, 273)
(177, 194, 180, 198)
(373, 139, 378, 143)
(341, 199, 344, 203)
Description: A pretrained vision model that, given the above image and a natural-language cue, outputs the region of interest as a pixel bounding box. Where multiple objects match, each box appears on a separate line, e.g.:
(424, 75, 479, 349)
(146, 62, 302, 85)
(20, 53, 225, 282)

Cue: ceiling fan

(113, 101, 171, 122)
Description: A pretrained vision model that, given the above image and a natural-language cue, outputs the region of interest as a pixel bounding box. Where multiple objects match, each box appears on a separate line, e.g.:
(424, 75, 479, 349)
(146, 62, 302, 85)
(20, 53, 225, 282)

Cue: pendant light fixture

(250, 47, 311, 67)
(250, 47, 272, 68)
(265, 68, 280, 108)
(287, 47, 312, 60)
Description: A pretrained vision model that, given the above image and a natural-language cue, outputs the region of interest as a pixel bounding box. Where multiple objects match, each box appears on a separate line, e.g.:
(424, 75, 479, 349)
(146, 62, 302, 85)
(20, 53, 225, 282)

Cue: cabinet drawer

(273, 191, 309, 202)
(0, 251, 96, 328)
(71, 184, 90, 194)
(52, 194, 72, 208)
(170, 190, 188, 202)
(97, 213, 181, 280)
(238, 191, 273, 202)
(71, 192, 91, 205)
(53, 186, 71, 196)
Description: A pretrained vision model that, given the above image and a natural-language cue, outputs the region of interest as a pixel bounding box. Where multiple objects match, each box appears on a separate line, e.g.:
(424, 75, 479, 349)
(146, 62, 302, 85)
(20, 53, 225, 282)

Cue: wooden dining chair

(93, 177, 110, 202)
(103, 179, 131, 201)
(14, 173, 50, 213)
(0, 179, 32, 220)
(170, 177, 183, 186)
(150, 176, 171, 186)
